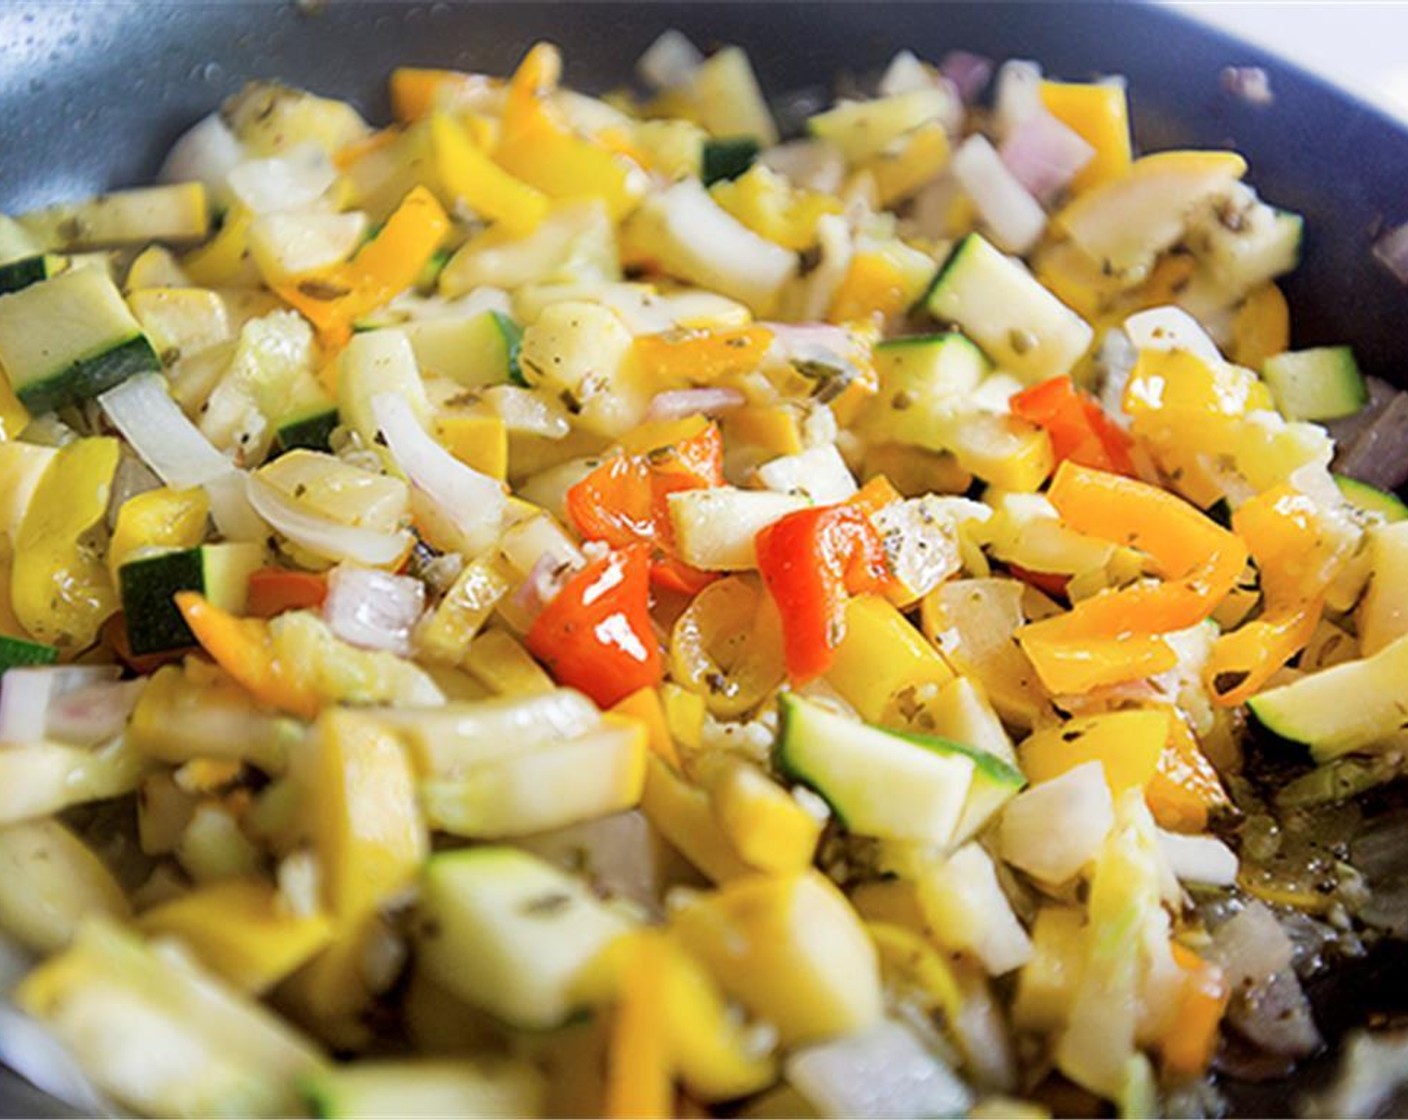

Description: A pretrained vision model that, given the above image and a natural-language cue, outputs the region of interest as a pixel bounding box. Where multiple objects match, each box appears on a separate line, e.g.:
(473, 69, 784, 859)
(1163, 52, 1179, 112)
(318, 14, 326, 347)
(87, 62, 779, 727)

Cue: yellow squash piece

(710, 760, 822, 875)
(640, 756, 751, 884)
(140, 876, 333, 995)
(826, 594, 955, 724)
(12, 437, 120, 649)
(435, 413, 509, 480)
(108, 486, 210, 580)
(1019, 709, 1172, 794)
(430, 111, 550, 238)
(1039, 80, 1132, 193)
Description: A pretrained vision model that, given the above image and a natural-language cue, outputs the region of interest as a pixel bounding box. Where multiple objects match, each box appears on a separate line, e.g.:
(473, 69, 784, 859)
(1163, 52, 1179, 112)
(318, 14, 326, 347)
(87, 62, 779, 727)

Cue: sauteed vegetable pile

(1, 32, 1406, 1119)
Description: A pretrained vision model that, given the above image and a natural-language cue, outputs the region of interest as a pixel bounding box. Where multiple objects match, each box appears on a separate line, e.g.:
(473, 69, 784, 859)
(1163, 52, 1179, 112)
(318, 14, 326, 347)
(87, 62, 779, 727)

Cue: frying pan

(1, 1, 1406, 1115)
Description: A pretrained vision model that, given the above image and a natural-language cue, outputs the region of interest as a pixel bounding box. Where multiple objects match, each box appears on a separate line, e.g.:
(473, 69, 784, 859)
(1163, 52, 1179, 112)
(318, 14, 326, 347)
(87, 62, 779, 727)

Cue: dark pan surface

(1, 2, 1407, 1116)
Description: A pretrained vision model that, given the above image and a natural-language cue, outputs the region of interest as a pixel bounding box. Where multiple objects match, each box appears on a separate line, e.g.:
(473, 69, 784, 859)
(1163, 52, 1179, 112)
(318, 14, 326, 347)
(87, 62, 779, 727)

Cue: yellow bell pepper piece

(415, 556, 510, 666)
(828, 252, 913, 326)
(709, 165, 841, 252)
(826, 594, 955, 723)
(641, 756, 751, 883)
(723, 404, 804, 459)
(604, 931, 675, 1120)
(462, 628, 555, 695)
(140, 876, 333, 995)
(710, 760, 821, 875)
(176, 592, 320, 719)
(1205, 484, 1342, 706)
(389, 67, 496, 123)
(1019, 709, 1172, 794)
(430, 112, 549, 238)
(108, 486, 210, 580)
(495, 44, 645, 222)
(434, 413, 508, 480)
(12, 437, 119, 649)
(632, 326, 773, 389)
(661, 682, 706, 754)
(1232, 282, 1291, 372)
(182, 207, 255, 287)
(276, 185, 450, 350)
(868, 122, 952, 207)
(1145, 709, 1231, 833)
(610, 686, 680, 769)
(671, 871, 883, 1045)
(1038, 80, 1132, 193)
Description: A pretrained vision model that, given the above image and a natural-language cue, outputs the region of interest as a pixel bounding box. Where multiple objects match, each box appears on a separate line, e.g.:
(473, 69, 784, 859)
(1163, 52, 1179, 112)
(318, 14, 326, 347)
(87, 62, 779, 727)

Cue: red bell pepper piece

(525, 543, 663, 708)
(566, 424, 722, 594)
(1011, 375, 1135, 476)
(754, 505, 891, 683)
(246, 568, 328, 619)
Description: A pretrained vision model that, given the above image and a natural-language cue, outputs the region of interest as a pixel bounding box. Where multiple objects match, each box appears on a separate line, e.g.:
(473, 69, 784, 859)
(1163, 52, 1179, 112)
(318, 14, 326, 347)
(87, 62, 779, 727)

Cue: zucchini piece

(689, 46, 779, 147)
(922, 233, 1093, 382)
(416, 846, 631, 1030)
(18, 182, 209, 249)
(1262, 346, 1367, 422)
(303, 1059, 547, 1120)
(1248, 632, 1408, 761)
(867, 332, 990, 445)
(1187, 183, 1303, 295)
(701, 137, 760, 186)
(127, 286, 233, 365)
(0, 633, 59, 671)
(274, 404, 340, 455)
(15, 918, 325, 1118)
(0, 268, 160, 414)
(337, 328, 431, 446)
(0, 818, 129, 954)
(807, 89, 953, 164)
(1335, 475, 1408, 523)
(396, 309, 522, 387)
(118, 542, 264, 655)
(776, 692, 977, 846)
(1359, 520, 1408, 655)
(0, 252, 65, 294)
(668, 487, 808, 570)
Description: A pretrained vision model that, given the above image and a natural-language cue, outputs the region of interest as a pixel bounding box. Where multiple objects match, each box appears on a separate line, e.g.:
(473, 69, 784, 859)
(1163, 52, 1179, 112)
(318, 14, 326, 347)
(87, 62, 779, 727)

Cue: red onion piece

(999, 111, 1096, 205)
(46, 681, 146, 747)
(951, 134, 1047, 255)
(1373, 221, 1408, 285)
(507, 550, 576, 624)
(940, 50, 993, 104)
(1334, 390, 1408, 492)
(322, 565, 425, 657)
(645, 387, 746, 423)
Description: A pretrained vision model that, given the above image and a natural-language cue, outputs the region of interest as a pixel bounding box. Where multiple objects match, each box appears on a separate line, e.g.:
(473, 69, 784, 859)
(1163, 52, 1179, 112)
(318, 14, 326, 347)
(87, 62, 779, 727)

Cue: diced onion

(637, 29, 703, 91)
(757, 443, 857, 504)
(992, 59, 1043, 140)
(372, 392, 507, 557)
(1220, 66, 1274, 107)
(951, 134, 1047, 255)
(0, 666, 121, 745)
(225, 142, 337, 215)
(998, 111, 1095, 204)
(786, 1019, 973, 1119)
(1206, 900, 1295, 992)
(1372, 220, 1408, 285)
(246, 472, 413, 568)
(98, 374, 235, 489)
(322, 565, 426, 657)
(158, 113, 246, 198)
(999, 761, 1113, 883)
(1122, 305, 1225, 365)
(1157, 829, 1239, 886)
(878, 50, 934, 97)
(44, 680, 145, 748)
(760, 140, 847, 195)
(644, 387, 746, 422)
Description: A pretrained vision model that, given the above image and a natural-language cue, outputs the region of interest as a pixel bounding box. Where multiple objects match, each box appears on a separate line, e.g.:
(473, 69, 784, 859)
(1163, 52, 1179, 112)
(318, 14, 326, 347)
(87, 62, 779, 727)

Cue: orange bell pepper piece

(633, 326, 774, 387)
(1206, 485, 1336, 706)
(275, 185, 449, 350)
(1010, 375, 1135, 476)
(1145, 709, 1231, 833)
(567, 423, 723, 594)
(603, 932, 675, 1120)
(1161, 943, 1230, 1081)
(524, 544, 663, 709)
(388, 67, 490, 123)
(827, 253, 911, 326)
(1017, 463, 1247, 694)
(176, 592, 320, 719)
(495, 43, 645, 221)
(755, 504, 892, 683)
(245, 568, 328, 620)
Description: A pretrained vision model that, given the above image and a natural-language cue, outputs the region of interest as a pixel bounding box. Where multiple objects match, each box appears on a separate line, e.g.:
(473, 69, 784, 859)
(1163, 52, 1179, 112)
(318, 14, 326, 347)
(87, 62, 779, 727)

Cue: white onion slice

(999, 110, 1095, 204)
(246, 472, 413, 568)
(225, 142, 337, 215)
(787, 1018, 973, 1119)
(372, 392, 506, 558)
(158, 113, 246, 197)
(1122, 305, 1225, 365)
(0, 667, 120, 745)
(202, 469, 267, 542)
(98, 374, 235, 489)
(992, 59, 1044, 140)
(1157, 829, 1239, 887)
(951, 134, 1047, 255)
(322, 565, 425, 657)
(637, 29, 703, 91)
(999, 761, 1113, 884)
(644, 387, 745, 422)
